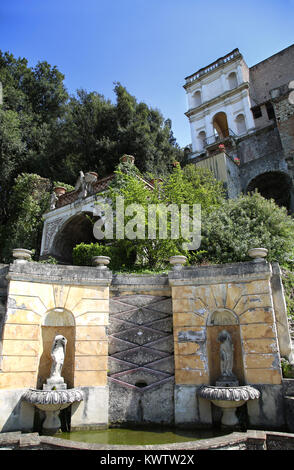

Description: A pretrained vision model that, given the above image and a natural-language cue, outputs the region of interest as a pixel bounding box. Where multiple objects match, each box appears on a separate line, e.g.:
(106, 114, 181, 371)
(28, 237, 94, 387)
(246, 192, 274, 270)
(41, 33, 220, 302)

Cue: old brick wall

(249, 44, 294, 105)
(271, 87, 294, 182)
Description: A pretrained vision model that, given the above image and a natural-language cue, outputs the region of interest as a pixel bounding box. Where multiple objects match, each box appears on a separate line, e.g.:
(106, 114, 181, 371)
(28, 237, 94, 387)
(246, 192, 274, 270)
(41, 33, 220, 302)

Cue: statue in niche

(49, 334, 67, 381)
(218, 329, 234, 377)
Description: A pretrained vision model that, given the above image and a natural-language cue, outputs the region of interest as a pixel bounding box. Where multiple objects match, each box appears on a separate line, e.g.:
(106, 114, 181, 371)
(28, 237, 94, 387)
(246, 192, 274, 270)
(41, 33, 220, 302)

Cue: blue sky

(1, 0, 294, 148)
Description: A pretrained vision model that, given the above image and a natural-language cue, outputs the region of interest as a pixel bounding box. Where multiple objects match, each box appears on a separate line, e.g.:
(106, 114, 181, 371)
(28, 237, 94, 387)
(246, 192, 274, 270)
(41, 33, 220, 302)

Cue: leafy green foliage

(72, 242, 136, 271)
(195, 192, 294, 265)
(85, 161, 226, 270)
(0, 173, 73, 262)
(0, 51, 183, 263)
(0, 173, 51, 262)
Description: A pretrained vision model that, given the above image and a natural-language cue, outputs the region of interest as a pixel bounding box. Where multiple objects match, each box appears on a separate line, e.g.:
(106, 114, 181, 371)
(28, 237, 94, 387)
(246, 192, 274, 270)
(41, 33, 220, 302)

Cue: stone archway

(246, 171, 293, 210)
(51, 212, 98, 264)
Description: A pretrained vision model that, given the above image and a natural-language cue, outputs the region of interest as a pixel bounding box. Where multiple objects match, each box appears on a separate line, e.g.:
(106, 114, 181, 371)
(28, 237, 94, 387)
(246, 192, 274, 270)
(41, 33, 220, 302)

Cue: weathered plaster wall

(0, 259, 292, 432)
(169, 261, 286, 428)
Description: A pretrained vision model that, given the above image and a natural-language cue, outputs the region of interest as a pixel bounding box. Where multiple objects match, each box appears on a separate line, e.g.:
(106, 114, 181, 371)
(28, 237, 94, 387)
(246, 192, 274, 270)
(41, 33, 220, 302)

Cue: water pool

(56, 426, 226, 446)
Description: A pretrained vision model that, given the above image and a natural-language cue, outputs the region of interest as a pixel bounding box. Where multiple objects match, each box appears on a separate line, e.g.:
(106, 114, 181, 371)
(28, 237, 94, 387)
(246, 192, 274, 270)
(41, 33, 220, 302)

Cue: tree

(0, 173, 51, 262)
(0, 173, 74, 263)
(0, 50, 184, 263)
(0, 50, 68, 249)
(77, 161, 226, 270)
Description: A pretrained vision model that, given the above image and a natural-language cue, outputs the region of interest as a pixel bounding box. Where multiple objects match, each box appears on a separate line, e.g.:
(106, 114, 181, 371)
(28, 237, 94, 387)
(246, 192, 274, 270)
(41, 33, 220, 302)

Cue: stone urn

(120, 154, 135, 164)
(169, 255, 187, 270)
(12, 248, 33, 263)
(248, 247, 268, 262)
(53, 186, 66, 197)
(197, 385, 260, 427)
(92, 255, 111, 269)
(22, 388, 83, 435)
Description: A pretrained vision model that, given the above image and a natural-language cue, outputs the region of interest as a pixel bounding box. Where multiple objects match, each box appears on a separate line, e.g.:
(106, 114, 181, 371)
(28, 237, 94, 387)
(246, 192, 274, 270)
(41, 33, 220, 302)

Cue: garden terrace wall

(0, 259, 292, 432)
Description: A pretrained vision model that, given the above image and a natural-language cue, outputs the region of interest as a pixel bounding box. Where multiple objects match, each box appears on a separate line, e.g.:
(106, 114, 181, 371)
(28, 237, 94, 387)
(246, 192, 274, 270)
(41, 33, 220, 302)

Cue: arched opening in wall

(192, 90, 202, 107)
(246, 171, 292, 210)
(197, 130, 206, 151)
(38, 308, 75, 389)
(227, 72, 238, 90)
(212, 112, 229, 139)
(235, 114, 247, 135)
(206, 309, 244, 385)
(52, 212, 98, 264)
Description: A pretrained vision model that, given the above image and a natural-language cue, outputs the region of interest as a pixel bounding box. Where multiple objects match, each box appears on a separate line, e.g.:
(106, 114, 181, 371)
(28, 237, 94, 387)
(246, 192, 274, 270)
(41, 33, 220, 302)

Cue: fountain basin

(22, 388, 83, 434)
(197, 385, 260, 427)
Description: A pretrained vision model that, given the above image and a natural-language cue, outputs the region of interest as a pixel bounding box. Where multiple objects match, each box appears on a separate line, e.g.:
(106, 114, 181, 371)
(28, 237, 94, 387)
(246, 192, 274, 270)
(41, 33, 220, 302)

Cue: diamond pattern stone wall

(108, 294, 174, 424)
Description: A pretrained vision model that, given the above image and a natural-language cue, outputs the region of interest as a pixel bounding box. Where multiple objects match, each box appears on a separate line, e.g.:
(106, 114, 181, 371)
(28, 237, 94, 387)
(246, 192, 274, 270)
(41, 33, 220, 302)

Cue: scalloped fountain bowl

(22, 388, 83, 434)
(197, 385, 260, 427)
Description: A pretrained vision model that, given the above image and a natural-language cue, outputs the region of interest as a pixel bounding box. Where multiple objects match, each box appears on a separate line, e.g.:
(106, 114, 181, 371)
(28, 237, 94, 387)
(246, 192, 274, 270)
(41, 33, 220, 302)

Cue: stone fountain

(197, 329, 260, 427)
(22, 335, 83, 434)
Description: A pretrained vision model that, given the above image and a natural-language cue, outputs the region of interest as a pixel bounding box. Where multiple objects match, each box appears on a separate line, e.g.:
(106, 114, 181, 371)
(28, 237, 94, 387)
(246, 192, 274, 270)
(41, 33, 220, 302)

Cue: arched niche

(192, 90, 202, 107)
(206, 309, 244, 385)
(227, 71, 238, 90)
(207, 308, 239, 326)
(235, 113, 246, 135)
(38, 308, 76, 389)
(197, 130, 206, 151)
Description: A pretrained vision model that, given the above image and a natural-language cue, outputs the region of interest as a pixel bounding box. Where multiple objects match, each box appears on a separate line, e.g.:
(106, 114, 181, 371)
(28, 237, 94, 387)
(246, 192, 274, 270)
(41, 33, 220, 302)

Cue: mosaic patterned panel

(108, 295, 174, 390)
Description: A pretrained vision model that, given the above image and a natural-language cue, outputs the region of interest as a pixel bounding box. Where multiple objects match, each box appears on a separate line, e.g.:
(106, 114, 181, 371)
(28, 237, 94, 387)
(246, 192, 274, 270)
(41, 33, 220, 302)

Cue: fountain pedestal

(22, 388, 84, 434)
(197, 384, 260, 428)
(22, 334, 83, 435)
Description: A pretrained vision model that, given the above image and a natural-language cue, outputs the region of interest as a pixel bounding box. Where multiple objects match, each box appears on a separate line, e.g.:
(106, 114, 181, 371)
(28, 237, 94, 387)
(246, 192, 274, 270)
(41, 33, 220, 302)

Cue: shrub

(193, 192, 294, 266)
(72, 242, 136, 271)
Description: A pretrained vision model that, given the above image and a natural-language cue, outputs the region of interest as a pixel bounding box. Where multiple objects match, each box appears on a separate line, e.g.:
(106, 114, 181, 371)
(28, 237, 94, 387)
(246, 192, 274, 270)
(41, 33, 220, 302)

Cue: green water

(57, 427, 225, 446)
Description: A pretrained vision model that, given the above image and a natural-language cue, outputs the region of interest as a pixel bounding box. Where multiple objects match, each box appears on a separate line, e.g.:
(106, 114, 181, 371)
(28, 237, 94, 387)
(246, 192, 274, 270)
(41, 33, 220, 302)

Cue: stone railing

(185, 49, 241, 85)
(204, 128, 237, 147)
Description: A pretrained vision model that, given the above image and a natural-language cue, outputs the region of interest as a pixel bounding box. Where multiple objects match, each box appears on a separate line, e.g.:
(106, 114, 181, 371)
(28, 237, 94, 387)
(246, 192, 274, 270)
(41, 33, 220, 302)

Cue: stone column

(241, 91, 255, 131)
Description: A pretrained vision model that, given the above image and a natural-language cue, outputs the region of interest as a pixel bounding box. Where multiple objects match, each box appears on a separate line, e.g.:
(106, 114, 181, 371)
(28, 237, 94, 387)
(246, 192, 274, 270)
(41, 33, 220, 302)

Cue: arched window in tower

(197, 130, 206, 151)
(192, 90, 202, 108)
(212, 112, 229, 139)
(235, 114, 247, 135)
(227, 72, 238, 90)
